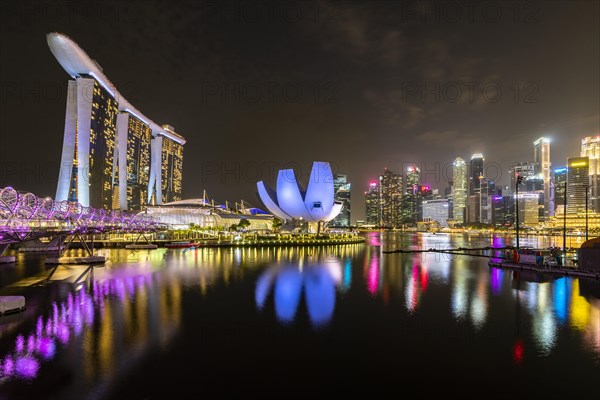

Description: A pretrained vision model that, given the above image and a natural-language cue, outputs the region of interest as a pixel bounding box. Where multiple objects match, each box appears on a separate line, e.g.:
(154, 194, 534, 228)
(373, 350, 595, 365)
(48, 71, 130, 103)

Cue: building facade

(331, 174, 351, 227)
(422, 199, 450, 227)
(581, 136, 600, 213)
(534, 137, 552, 218)
(365, 181, 380, 226)
(566, 157, 590, 215)
(469, 153, 484, 196)
(380, 169, 403, 228)
(554, 167, 567, 214)
(452, 157, 467, 224)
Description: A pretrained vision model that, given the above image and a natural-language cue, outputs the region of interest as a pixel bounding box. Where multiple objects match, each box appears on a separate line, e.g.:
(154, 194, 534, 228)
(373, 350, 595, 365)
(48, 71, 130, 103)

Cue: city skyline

(0, 1, 598, 222)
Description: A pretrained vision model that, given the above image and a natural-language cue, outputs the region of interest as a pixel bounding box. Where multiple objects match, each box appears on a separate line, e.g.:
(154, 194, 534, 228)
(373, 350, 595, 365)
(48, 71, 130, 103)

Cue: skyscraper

(479, 177, 495, 224)
(581, 136, 600, 212)
(401, 165, 420, 225)
(48, 32, 186, 210)
(533, 137, 552, 218)
(554, 167, 567, 214)
(116, 112, 152, 210)
(509, 162, 536, 193)
(566, 157, 589, 215)
(422, 199, 450, 227)
(331, 174, 351, 227)
(365, 180, 380, 226)
(380, 169, 403, 228)
(452, 157, 467, 224)
(469, 153, 484, 196)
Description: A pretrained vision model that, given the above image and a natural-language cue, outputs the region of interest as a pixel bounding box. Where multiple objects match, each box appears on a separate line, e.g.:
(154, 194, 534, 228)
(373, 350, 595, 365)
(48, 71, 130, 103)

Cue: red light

(513, 339, 524, 364)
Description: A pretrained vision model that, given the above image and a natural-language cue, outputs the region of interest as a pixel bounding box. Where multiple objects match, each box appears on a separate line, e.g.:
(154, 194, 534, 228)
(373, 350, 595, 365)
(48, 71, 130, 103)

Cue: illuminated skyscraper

(509, 162, 536, 194)
(566, 157, 589, 215)
(469, 153, 484, 196)
(365, 181, 380, 226)
(380, 169, 403, 228)
(153, 125, 184, 204)
(581, 136, 600, 212)
(401, 165, 420, 225)
(534, 137, 551, 218)
(331, 174, 351, 227)
(56, 77, 118, 209)
(116, 112, 151, 210)
(48, 33, 186, 210)
(452, 157, 467, 224)
(553, 167, 567, 214)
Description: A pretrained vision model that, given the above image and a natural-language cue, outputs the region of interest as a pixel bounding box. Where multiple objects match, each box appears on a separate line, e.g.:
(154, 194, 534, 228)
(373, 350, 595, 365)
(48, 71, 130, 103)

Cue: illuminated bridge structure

(0, 186, 164, 247)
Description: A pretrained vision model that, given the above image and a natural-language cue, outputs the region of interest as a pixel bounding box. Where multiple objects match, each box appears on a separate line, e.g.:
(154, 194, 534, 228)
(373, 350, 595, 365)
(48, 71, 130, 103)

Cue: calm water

(0, 232, 598, 399)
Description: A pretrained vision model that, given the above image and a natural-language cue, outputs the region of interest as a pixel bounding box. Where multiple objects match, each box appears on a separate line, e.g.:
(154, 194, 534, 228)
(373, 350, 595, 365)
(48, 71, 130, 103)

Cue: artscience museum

(257, 162, 343, 231)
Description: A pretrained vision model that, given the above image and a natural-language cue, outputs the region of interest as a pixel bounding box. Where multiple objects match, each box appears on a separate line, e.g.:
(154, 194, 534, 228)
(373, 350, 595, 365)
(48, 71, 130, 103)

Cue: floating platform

(125, 244, 158, 249)
(0, 296, 25, 314)
(0, 256, 16, 264)
(488, 260, 600, 280)
(45, 256, 106, 265)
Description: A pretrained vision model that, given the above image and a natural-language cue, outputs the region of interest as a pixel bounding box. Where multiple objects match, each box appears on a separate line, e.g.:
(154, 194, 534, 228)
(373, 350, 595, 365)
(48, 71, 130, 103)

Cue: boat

(165, 241, 196, 249)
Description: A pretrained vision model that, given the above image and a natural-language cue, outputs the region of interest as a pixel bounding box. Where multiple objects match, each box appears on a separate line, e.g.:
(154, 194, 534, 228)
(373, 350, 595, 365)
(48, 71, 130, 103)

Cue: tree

(237, 219, 251, 231)
(272, 218, 283, 232)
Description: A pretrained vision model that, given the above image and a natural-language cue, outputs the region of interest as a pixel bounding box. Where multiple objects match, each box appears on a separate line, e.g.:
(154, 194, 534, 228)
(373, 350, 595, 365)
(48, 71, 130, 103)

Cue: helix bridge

(0, 186, 166, 247)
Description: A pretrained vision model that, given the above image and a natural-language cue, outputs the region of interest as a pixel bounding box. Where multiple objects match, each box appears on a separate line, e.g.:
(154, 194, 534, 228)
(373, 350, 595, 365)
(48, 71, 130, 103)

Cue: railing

(0, 186, 164, 243)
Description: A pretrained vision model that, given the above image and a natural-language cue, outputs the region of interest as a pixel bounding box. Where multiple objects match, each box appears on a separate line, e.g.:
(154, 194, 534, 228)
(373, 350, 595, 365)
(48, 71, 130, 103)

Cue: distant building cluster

(360, 136, 600, 231)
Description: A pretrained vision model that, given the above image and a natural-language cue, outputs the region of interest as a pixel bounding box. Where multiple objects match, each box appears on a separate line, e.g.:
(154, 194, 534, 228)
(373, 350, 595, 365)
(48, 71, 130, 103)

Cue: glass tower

(566, 157, 589, 215)
(581, 136, 600, 212)
(331, 174, 351, 227)
(452, 157, 467, 224)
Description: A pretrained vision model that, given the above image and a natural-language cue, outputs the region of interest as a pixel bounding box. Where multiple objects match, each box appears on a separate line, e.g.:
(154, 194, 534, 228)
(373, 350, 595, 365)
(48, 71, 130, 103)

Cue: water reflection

(255, 258, 343, 327)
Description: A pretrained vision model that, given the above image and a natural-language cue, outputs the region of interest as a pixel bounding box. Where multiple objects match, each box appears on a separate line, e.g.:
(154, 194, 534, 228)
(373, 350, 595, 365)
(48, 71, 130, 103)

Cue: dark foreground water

(0, 232, 598, 399)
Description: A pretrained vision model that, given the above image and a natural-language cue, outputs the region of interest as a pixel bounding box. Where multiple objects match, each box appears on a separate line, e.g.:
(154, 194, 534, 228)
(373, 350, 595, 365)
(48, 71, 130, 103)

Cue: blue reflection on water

(554, 277, 570, 323)
(255, 259, 342, 327)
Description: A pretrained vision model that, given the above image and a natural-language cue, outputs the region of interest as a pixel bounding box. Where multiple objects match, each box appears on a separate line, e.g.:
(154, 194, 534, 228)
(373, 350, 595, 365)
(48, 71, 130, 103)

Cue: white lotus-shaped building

(257, 162, 342, 222)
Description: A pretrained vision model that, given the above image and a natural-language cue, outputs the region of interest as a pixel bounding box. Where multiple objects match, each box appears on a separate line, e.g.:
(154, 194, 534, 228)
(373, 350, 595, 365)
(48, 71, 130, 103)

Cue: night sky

(1, 0, 598, 221)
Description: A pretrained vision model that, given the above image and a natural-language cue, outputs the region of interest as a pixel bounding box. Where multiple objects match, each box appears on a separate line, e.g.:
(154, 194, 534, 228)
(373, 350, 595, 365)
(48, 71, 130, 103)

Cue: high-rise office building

(422, 199, 450, 227)
(554, 167, 567, 214)
(380, 169, 403, 228)
(331, 174, 351, 227)
(479, 177, 495, 224)
(509, 162, 536, 194)
(581, 136, 600, 212)
(516, 193, 540, 226)
(49, 32, 186, 210)
(469, 153, 484, 196)
(365, 180, 380, 226)
(401, 165, 420, 225)
(566, 157, 589, 215)
(533, 137, 551, 219)
(452, 157, 467, 224)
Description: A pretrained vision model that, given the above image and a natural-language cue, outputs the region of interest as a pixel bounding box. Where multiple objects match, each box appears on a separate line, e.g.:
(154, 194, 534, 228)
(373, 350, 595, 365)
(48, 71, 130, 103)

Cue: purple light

(57, 323, 70, 344)
(37, 337, 56, 360)
(15, 356, 40, 379)
(27, 335, 35, 353)
(3, 357, 14, 376)
(16, 335, 24, 352)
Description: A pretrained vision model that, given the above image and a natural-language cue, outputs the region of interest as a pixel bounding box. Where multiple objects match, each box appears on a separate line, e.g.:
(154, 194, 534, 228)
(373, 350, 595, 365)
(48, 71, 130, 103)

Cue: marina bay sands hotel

(47, 32, 185, 211)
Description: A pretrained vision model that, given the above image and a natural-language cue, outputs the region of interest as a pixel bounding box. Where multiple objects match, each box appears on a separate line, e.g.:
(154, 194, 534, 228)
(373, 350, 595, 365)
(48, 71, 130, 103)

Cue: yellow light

(570, 162, 588, 167)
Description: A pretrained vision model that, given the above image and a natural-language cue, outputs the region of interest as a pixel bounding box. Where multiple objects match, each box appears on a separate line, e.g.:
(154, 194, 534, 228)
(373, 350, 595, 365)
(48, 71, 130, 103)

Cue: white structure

(145, 199, 273, 231)
(581, 136, 600, 212)
(47, 32, 185, 209)
(257, 162, 343, 225)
